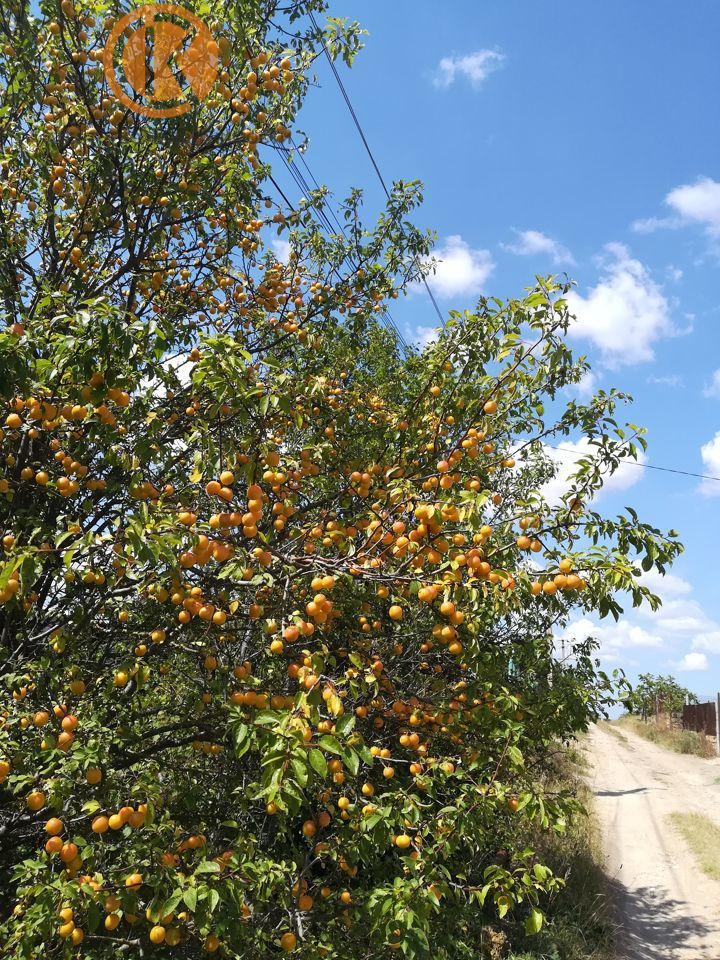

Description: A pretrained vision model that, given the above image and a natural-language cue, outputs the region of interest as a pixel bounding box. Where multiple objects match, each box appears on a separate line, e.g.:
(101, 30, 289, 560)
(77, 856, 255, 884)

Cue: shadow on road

(594, 787, 648, 798)
(607, 877, 715, 959)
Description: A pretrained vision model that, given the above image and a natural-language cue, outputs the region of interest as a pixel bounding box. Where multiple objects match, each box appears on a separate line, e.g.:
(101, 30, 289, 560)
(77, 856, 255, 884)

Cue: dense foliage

(0, 1, 681, 958)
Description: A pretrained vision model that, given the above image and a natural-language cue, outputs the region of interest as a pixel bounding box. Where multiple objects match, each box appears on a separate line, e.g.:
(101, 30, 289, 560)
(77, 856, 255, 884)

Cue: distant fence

(682, 697, 719, 752)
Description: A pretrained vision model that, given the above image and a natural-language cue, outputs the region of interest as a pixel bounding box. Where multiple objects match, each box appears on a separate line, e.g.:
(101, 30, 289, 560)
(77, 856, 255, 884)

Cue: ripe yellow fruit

(388, 605, 403, 621)
(45, 817, 63, 836)
(280, 931, 297, 952)
(149, 926, 166, 944)
(59, 842, 78, 863)
(394, 834, 412, 849)
(85, 766, 102, 784)
(27, 790, 46, 811)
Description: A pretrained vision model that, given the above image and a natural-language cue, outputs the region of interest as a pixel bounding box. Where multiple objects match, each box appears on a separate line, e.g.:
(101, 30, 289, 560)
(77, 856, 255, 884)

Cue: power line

(309, 11, 445, 328)
(307, 16, 719, 490)
(270, 140, 410, 348)
(547, 444, 720, 484)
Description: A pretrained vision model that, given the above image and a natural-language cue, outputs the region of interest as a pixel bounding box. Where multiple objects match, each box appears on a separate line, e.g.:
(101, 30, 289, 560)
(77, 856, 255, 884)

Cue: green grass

(504, 748, 615, 960)
(614, 715, 716, 758)
(668, 811, 720, 882)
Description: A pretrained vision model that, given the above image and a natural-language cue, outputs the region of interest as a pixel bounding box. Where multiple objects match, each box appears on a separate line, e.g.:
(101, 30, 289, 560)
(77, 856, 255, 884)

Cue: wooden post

(715, 692, 720, 757)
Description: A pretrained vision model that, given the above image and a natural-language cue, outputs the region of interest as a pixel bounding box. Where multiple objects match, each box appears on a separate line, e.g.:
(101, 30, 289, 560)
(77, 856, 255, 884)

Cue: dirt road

(588, 724, 720, 959)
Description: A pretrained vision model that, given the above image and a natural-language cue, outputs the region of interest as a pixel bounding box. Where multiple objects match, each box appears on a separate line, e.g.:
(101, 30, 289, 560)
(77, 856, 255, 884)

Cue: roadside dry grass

(668, 811, 720, 882)
(614, 715, 715, 759)
(507, 742, 615, 960)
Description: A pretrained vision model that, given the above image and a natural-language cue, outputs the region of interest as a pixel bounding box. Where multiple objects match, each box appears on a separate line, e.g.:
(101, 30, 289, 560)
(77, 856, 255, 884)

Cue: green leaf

(160, 890, 184, 917)
(183, 888, 198, 912)
(318, 735, 342, 756)
(232, 722, 251, 758)
(341, 747, 360, 776)
(334, 714, 356, 737)
(308, 749, 328, 778)
(525, 907, 544, 935)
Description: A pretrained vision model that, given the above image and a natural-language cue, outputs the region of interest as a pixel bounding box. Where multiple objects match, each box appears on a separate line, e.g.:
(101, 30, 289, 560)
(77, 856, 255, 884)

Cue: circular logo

(103, 4, 218, 118)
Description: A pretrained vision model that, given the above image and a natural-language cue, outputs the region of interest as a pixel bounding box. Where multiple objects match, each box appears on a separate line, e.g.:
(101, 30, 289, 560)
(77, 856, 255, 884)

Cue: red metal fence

(682, 700, 717, 736)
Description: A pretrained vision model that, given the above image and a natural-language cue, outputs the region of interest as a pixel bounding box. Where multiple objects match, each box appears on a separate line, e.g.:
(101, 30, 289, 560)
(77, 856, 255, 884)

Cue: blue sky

(280, 0, 720, 697)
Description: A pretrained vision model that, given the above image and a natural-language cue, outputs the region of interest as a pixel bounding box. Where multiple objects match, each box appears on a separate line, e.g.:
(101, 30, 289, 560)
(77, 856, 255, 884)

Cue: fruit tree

(0, 1, 681, 958)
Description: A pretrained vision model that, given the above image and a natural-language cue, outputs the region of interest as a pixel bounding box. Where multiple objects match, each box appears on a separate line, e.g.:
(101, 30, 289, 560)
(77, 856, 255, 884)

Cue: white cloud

(632, 177, 720, 237)
(421, 235, 494, 299)
(693, 632, 720, 655)
(566, 243, 678, 366)
(415, 325, 441, 348)
(638, 573, 718, 635)
(542, 436, 646, 506)
(559, 617, 664, 663)
(699, 431, 720, 496)
(272, 238, 292, 262)
(674, 652, 709, 672)
(637, 569, 693, 601)
(666, 177, 720, 236)
(703, 370, 720, 398)
(565, 370, 598, 399)
(558, 571, 720, 677)
(502, 229, 575, 265)
(434, 49, 504, 89)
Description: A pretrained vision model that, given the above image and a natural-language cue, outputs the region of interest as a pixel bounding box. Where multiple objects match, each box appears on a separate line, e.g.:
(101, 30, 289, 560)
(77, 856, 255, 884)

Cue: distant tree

(626, 674, 697, 720)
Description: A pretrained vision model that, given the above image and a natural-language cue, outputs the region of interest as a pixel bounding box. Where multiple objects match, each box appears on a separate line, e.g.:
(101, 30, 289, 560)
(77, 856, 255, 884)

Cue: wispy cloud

(502, 229, 575, 265)
(648, 374, 683, 388)
(699, 431, 720, 496)
(433, 49, 504, 90)
(631, 215, 683, 234)
(632, 177, 720, 238)
(703, 369, 720, 398)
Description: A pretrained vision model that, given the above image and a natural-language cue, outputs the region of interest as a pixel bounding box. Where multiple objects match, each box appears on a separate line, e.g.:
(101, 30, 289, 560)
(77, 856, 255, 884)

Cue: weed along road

(588, 724, 720, 958)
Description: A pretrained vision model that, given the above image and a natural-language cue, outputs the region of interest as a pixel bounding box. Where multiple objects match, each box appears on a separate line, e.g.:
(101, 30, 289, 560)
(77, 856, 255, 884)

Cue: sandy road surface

(587, 724, 720, 959)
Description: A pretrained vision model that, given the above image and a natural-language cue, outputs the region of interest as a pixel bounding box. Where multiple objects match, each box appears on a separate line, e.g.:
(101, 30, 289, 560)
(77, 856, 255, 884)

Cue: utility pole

(715, 691, 720, 757)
